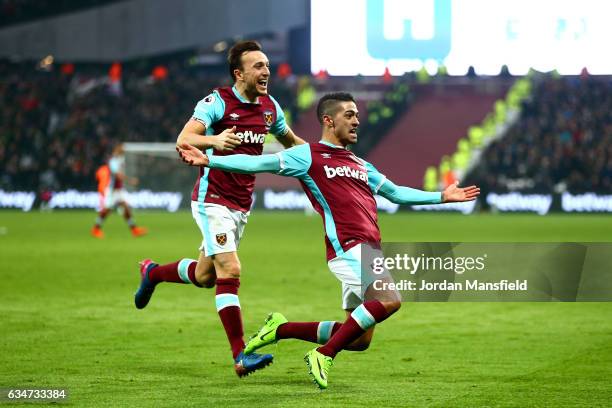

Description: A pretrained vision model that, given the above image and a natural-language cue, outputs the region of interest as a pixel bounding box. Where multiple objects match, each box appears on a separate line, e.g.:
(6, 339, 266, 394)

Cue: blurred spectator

(467, 75, 612, 194)
(0, 58, 299, 191)
(5, 59, 607, 197)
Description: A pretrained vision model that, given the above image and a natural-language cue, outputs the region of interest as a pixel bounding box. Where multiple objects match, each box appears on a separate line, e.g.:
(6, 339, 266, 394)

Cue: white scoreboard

(311, 0, 612, 76)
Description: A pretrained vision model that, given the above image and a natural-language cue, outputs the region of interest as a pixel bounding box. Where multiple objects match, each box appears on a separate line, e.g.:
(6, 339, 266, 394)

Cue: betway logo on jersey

(324, 165, 368, 182)
(236, 130, 266, 144)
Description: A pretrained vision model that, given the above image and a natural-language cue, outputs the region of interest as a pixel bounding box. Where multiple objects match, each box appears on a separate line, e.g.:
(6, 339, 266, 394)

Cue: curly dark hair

(227, 40, 263, 81)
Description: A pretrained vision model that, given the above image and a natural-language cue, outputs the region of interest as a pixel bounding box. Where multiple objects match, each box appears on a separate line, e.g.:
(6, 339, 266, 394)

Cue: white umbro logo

(229, 113, 240, 120)
(321, 153, 331, 159)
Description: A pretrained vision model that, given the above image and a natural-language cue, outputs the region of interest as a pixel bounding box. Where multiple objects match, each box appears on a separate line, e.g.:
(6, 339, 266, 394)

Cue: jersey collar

(232, 85, 259, 104)
(319, 140, 348, 150)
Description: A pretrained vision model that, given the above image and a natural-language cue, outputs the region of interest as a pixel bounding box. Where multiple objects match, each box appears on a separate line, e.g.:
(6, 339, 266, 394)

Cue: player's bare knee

(222, 267, 241, 279)
(198, 273, 216, 288)
(195, 261, 216, 287)
(214, 259, 241, 279)
(381, 299, 401, 314)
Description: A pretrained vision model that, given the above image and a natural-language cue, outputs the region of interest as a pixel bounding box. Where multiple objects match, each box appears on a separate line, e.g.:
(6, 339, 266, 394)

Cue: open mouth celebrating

(257, 79, 268, 92)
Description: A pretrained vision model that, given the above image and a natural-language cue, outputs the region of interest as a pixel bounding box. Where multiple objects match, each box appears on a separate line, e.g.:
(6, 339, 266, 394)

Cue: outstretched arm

(378, 179, 479, 205)
(377, 179, 442, 204)
(440, 182, 480, 203)
(364, 159, 479, 204)
(176, 143, 280, 174)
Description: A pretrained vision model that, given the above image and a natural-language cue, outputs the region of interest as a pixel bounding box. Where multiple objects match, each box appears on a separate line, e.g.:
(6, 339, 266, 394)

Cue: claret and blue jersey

(190, 86, 288, 212)
(207, 141, 443, 261)
(277, 142, 386, 261)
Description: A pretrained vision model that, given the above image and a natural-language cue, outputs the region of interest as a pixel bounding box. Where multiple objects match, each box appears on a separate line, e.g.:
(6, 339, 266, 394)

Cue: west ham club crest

(216, 233, 227, 246)
(263, 110, 274, 126)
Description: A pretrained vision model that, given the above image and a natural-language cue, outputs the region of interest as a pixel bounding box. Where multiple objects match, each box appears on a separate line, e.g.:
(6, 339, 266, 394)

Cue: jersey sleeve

(192, 91, 225, 129)
(275, 143, 312, 178)
(364, 160, 442, 204)
(268, 95, 289, 137)
(207, 144, 311, 177)
(208, 154, 281, 174)
(378, 179, 442, 204)
(363, 160, 388, 194)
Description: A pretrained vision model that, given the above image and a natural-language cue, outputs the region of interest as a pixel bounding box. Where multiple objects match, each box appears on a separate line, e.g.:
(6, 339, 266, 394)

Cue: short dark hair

(228, 40, 263, 81)
(316, 92, 356, 125)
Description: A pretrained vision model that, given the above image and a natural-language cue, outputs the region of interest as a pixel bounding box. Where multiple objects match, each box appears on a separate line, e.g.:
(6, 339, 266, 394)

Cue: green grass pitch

(1, 211, 611, 407)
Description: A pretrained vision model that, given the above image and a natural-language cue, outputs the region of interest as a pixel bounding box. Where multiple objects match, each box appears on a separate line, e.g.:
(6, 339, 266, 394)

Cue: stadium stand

(465, 75, 612, 194)
(2, 55, 609, 199)
(0, 59, 294, 192)
(367, 80, 509, 187)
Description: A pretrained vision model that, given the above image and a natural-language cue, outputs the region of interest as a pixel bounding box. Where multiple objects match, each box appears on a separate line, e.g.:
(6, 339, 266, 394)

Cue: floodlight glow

(311, 0, 612, 75)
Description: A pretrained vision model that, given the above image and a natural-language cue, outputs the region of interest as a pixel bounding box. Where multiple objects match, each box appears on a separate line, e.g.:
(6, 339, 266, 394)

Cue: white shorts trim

(191, 202, 248, 256)
(328, 245, 365, 310)
(328, 243, 388, 310)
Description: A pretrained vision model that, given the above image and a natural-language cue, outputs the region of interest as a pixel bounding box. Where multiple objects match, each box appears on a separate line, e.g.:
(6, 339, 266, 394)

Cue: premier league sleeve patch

(263, 110, 274, 126)
(202, 94, 216, 104)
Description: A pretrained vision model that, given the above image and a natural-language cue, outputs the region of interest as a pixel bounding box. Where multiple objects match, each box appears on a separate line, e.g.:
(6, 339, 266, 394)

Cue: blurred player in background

(176, 92, 479, 389)
(91, 143, 147, 238)
(134, 40, 305, 376)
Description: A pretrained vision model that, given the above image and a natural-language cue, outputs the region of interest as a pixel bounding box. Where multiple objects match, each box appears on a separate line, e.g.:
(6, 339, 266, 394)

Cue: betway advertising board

(1, 190, 611, 214)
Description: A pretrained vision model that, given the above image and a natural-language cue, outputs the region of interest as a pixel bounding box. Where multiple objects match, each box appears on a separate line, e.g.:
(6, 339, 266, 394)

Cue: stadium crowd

(0, 59, 298, 192)
(468, 76, 612, 194)
(2, 58, 610, 196)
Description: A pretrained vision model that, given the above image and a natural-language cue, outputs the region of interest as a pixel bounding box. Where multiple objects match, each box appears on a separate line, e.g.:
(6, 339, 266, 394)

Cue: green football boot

(304, 348, 333, 390)
(244, 312, 288, 355)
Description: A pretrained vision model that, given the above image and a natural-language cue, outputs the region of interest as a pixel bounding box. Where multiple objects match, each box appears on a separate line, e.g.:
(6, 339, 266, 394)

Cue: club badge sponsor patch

(216, 233, 227, 246)
(263, 110, 274, 126)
